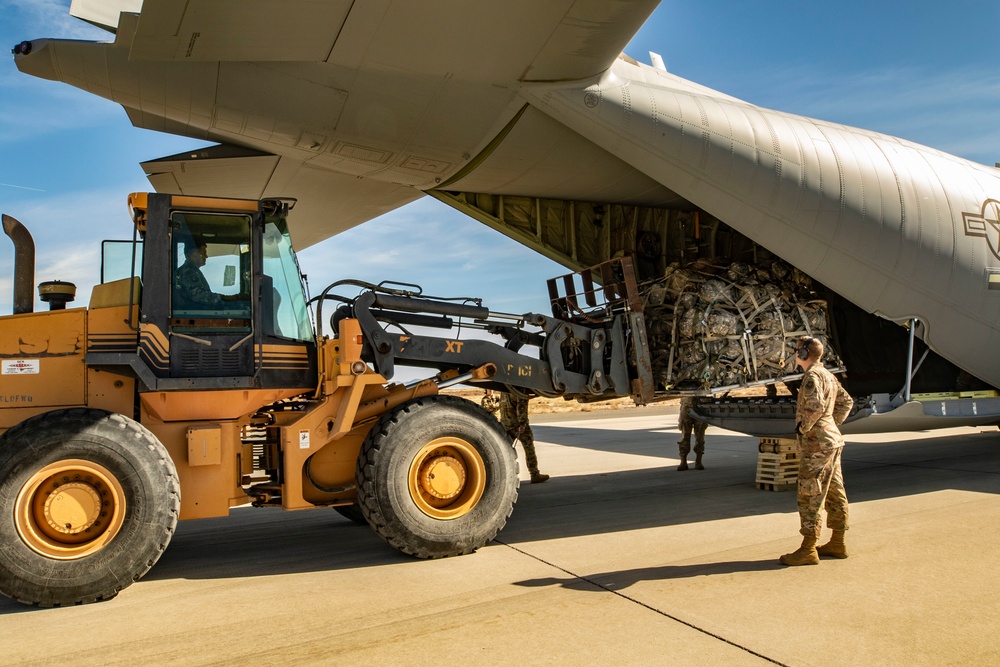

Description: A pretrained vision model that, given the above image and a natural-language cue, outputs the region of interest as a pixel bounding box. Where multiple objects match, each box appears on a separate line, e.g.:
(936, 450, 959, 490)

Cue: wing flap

(70, 0, 144, 32)
(141, 144, 279, 199)
(523, 0, 661, 81)
(140, 145, 422, 248)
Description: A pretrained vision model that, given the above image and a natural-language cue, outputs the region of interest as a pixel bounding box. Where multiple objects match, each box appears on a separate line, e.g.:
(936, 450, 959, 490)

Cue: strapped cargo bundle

(640, 259, 843, 393)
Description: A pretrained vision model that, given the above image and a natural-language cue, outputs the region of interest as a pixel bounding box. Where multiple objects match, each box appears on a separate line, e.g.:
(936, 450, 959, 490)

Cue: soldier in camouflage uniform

(677, 395, 708, 470)
(780, 336, 854, 566)
(174, 242, 223, 309)
(481, 389, 501, 414)
(482, 390, 549, 483)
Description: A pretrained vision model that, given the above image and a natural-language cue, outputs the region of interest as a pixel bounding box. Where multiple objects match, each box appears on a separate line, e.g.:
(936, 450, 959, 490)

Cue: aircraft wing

(18, 1, 662, 244)
(77, 0, 657, 81)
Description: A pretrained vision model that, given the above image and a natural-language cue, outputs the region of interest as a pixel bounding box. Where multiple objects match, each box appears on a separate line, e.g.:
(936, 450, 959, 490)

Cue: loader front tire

(0, 409, 179, 606)
(356, 395, 518, 558)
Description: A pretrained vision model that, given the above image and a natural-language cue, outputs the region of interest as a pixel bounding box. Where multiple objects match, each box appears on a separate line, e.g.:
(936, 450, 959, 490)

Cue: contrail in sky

(0, 183, 45, 192)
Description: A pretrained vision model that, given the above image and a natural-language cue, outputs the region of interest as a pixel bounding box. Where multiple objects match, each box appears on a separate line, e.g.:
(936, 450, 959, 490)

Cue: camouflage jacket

(174, 261, 222, 309)
(498, 392, 529, 434)
(481, 390, 501, 414)
(796, 363, 853, 451)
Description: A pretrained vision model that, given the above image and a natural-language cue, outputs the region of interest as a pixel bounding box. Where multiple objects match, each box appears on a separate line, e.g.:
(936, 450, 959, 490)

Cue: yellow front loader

(0, 194, 648, 606)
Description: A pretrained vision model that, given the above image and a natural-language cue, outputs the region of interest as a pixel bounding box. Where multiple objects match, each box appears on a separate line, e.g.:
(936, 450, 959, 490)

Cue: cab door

(255, 212, 317, 390)
(167, 209, 254, 380)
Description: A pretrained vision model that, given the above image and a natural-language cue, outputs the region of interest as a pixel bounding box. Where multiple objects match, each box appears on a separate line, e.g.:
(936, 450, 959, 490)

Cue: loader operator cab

(118, 193, 317, 391)
(170, 215, 251, 321)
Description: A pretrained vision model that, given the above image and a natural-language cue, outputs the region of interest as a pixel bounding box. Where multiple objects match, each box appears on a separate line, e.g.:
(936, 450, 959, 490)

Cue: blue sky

(1, 1, 999, 318)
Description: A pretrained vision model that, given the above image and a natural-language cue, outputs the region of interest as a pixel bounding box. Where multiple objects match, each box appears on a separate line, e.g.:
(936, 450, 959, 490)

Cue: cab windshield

(262, 218, 313, 341)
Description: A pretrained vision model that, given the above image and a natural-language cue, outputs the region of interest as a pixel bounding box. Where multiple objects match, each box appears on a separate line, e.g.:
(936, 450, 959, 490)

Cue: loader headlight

(12, 41, 31, 56)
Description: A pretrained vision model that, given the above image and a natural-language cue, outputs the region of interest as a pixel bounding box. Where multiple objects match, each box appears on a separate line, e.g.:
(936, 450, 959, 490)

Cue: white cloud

(728, 64, 1000, 164)
(8, 0, 109, 41)
(296, 198, 563, 317)
(0, 84, 122, 143)
(0, 186, 133, 313)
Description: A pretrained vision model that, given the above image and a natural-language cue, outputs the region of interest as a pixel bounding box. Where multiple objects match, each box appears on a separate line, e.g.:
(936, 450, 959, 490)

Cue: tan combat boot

(694, 453, 704, 470)
(817, 530, 848, 559)
(677, 442, 689, 471)
(530, 472, 549, 484)
(779, 535, 820, 566)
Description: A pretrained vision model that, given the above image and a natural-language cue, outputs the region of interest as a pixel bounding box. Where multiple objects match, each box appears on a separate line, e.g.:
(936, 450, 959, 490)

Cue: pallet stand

(755, 437, 799, 491)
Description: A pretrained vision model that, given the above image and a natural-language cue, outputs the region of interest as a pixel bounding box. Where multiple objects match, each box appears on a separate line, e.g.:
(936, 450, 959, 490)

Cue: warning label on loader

(2, 359, 39, 375)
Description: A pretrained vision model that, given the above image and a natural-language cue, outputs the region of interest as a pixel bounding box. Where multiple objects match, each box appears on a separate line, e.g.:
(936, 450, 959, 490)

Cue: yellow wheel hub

(14, 460, 127, 560)
(408, 438, 486, 520)
(419, 455, 465, 500)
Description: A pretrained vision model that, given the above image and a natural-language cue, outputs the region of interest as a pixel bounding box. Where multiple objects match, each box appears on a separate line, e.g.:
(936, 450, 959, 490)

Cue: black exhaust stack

(2, 214, 35, 315)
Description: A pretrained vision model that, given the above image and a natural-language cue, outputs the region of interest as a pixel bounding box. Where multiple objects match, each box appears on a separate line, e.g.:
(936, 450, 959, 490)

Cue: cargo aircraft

(11, 0, 1000, 434)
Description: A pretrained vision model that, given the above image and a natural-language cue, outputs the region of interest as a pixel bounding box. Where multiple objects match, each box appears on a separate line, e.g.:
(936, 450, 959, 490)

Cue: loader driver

(174, 241, 224, 310)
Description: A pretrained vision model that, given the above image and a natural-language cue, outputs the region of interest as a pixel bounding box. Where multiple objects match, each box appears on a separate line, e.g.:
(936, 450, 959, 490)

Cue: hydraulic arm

(316, 273, 647, 401)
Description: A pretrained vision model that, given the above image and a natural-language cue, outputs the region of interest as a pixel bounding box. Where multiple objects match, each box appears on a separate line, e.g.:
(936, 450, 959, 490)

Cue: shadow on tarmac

(529, 421, 683, 459)
(514, 559, 782, 593)
(1, 425, 997, 615)
(141, 429, 1000, 582)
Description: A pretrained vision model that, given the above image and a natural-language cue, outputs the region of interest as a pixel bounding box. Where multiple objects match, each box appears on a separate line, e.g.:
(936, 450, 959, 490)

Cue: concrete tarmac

(2, 408, 999, 666)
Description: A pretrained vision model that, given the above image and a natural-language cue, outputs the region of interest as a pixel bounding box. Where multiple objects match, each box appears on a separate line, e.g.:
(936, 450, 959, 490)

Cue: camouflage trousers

(796, 447, 849, 538)
(678, 418, 707, 457)
(505, 424, 541, 476)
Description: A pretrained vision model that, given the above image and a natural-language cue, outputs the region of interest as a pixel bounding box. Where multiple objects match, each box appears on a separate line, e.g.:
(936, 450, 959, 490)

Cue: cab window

(262, 218, 313, 341)
(170, 212, 252, 330)
(101, 240, 143, 283)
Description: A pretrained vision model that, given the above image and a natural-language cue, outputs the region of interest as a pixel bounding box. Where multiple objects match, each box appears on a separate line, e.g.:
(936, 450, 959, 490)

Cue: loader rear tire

(356, 395, 518, 558)
(0, 409, 179, 607)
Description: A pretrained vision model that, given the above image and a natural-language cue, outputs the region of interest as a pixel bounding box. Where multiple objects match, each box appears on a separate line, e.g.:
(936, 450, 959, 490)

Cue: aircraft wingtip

(11, 40, 60, 81)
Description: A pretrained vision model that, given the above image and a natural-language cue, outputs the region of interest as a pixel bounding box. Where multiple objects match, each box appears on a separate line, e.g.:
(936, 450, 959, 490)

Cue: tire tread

(355, 395, 517, 559)
(0, 409, 180, 607)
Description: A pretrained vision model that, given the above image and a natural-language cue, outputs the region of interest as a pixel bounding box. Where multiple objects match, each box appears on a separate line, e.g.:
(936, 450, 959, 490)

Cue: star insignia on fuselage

(962, 199, 1000, 261)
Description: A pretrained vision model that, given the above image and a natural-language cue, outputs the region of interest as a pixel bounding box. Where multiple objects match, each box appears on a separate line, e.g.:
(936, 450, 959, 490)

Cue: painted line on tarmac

(496, 539, 789, 667)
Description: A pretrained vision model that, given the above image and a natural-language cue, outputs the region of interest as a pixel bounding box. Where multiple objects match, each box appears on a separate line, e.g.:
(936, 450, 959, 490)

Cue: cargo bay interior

(431, 190, 988, 398)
